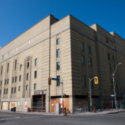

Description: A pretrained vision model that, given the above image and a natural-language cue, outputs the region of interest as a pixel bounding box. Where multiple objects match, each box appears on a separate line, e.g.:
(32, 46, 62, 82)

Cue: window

(20, 64, 22, 71)
(12, 77, 14, 83)
(57, 62, 60, 70)
(82, 76, 86, 88)
(34, 71, 37, 79)
(18, 86, 21, 91)
(19, 75, 21, 82)
(88, 58, 92, 67)
(34, 83, 37, 90)
(1, 66, 3, 75)
(35, 58, 37, 66)
(7, 79, 9, 84)
(81, 43, 84, 51)
(56, 38, 60, 45)
(15, 76, 17, 83)
(7, 63, 9, 73)
(14, 87, 16, 93)
(107, 53, 110, 60)
(27, 62, 29, 69)
(26, 73, 29, 81)
(56, 49, 60, 57)
(6, 89, 8, 94)
(56, 76, 60, 86)
(88, 46, 91, 54)
(26, 85, 29, 91)
(15, 60, 17, 70)
(82, 56, 85, 64)
(11, 88, 13, 94)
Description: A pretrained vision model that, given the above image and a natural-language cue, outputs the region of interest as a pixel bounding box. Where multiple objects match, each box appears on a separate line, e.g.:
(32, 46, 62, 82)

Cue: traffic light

(48, 78, 51, 85)
(94, 76, 99, 85)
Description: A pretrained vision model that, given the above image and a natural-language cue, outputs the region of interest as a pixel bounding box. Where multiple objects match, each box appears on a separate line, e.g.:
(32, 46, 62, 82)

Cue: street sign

(52, 78, 59, 81)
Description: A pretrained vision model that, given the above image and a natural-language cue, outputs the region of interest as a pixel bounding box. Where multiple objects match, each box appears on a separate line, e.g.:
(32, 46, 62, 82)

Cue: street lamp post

(112, 62, 122, 109)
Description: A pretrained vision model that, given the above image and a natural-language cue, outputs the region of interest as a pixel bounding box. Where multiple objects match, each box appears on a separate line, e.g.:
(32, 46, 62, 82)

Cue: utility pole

(112, 62, 122, 110)
(89, 76, 99, 112)
(61, 80, 64, 113)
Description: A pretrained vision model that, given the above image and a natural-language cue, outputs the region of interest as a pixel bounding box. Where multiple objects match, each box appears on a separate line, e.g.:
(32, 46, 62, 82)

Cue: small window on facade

(12, 77, 14, 83)
(20, 64, 22, 71)
(57, 62, 60, 70)
(18, 86, 21, 91)
(19, 75, 21, 82)
(26, 73, 29, 81)
(6, 88, 8, 94)
(27, 62, 29, 69)
(26, 85, 29, 91)
(34, 71, 37, 79)
(7, 63, 9, 73)
(14, 87, 16, 93)
(107, 53, 110, 60)
(7, 79, 9, 84)
(11, 88, 13, 94)
(82, 76, 86, 88)
(88, 46, 91, 54)
(15, 76, 17, 83)
(56, 49, 60, 58)
(1, 66, 3, 75)
(88, 58, 92, 67)
(56, 76, 60, 86)
(56, 38, 60, 45)
(81, 43, 84, 51)
(34, 83, 37, 90)
(15, 60, 17, 70)
(82, 56, 85, 64)
(35, 58, 37, 66)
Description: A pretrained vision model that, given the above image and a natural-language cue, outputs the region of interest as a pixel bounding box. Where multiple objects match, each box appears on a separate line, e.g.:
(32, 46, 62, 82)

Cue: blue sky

(0, 0, 125, 47)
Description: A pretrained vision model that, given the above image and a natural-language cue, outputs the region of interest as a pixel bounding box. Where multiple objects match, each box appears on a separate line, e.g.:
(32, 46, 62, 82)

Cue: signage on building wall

(18, 102, 22, 106)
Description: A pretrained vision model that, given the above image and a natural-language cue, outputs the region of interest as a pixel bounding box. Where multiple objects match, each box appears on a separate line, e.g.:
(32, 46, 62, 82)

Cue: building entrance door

(32, 95, 46, 112)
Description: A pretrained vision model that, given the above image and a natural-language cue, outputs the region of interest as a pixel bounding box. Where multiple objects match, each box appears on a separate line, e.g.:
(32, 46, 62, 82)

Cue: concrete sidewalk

(0, 109, 125, 116)
(70, 109, 125, 116)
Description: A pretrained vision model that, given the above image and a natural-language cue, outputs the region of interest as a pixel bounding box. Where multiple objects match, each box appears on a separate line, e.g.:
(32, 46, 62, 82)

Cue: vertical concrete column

(69, 95, 73, 113)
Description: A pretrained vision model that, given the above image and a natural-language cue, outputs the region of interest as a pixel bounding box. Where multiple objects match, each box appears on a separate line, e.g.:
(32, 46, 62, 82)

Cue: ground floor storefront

(0, 95, 125, 113)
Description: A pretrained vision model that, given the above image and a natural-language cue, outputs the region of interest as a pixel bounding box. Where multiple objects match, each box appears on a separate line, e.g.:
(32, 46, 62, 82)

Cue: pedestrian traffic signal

(48, 78, 51, 85)
(94, 76, 99, 85)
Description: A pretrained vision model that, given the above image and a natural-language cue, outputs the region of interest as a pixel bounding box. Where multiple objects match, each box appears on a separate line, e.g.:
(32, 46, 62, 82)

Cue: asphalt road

(0, 111, 125, 125)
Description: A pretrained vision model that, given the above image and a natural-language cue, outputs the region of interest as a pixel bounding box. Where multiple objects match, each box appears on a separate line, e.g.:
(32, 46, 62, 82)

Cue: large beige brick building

(0, 15, 125, 113)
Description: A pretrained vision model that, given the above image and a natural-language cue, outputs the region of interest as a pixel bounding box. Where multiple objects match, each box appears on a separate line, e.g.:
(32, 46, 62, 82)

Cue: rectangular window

(56, 76, 60, 86)
(82, 76, 86, 88)
(88, 58, 92, 67)
(56, 38, 60, 45)
(27, 62, 29, 69)
(12, 77, 14, 83)
(82, 56, 85, 64)
(56, 49, 60, 58)
(18, 86, 21, 91)
(57, 62, 60, 70)
(11, 88, 13, 94)
(34, 83, 37, 90)
(15, 60, 17, 70)
(15, 76, 17, 83)
(19, 75, 21, 82)
(34, 71, 37, 79)
(7, 63, 9, 73)
(35, 58, 37, 66)
(20, 64, 22, 71)
(1, 66, 3, 75)
(26, 73, 29, 81)
(88, 46, 91, 54)
(14, 87, 16, 93)
(81, 43, 84, 51)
